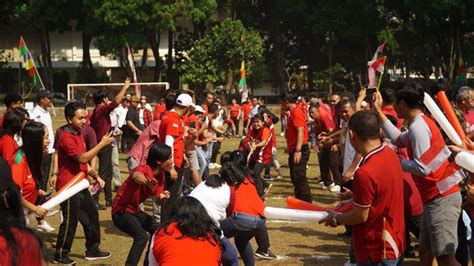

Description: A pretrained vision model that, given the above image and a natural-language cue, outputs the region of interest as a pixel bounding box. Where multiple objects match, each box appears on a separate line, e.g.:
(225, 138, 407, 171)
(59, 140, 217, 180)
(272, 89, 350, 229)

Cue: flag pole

(375, 56, 387, 93)
(126, 42, 140, 96)
(21, 36, 46, 90)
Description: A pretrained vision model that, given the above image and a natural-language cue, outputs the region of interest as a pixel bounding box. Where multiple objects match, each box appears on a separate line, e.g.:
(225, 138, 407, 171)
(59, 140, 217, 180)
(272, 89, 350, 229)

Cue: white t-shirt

(342, 121, 359, 178)
(29, 105, 55, 154)
(189, 182, 230, 225)
(115, 105, 128, 128)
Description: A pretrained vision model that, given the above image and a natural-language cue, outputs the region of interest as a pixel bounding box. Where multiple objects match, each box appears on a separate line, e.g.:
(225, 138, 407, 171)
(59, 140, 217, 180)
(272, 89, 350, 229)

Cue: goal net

(67, 82, 170, 105)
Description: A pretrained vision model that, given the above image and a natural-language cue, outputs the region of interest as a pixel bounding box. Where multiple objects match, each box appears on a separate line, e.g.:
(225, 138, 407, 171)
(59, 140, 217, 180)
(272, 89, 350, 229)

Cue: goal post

(67, 82, 170, 104)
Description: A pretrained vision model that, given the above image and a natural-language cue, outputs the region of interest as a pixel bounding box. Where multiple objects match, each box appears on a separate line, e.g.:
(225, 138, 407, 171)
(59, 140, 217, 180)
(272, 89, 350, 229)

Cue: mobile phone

(189, 121, 196, 128)
(109, 127, 116, 133)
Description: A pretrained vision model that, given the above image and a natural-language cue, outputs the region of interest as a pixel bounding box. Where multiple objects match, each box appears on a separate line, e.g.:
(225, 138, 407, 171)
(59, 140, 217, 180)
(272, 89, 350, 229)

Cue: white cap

(194, 105, 205, 113)
(176, 93, 194, 107)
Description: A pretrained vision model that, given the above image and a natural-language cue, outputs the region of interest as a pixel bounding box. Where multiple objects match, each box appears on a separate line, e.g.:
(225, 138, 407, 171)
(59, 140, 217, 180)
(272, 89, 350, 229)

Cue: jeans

(206, 142, 214, 162)
(288, 145, 312, 203)
(220, 235, 239, 266)
(280, 115, 286, 135)
(247, 161, 268, 198)
(357, 258, 399, 266)
(220, 212, 269, 266)
(112, 211, 159, 265)
(196, 146, 208, 178)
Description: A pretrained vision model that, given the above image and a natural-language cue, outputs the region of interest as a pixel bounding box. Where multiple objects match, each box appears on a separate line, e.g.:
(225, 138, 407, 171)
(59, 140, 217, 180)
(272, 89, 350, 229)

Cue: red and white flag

(368, 67, 377, 88)
(383, 218, 400, 258)
(369, 57, 386, 73)
(371, 43, 385, 61)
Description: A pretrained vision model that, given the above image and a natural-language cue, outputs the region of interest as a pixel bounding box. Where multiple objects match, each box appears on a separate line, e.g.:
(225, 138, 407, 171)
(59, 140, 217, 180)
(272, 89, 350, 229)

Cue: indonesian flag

(371, 43, 385, 61)
(369, 57, 386, 73)
(383, 218, 400, 258)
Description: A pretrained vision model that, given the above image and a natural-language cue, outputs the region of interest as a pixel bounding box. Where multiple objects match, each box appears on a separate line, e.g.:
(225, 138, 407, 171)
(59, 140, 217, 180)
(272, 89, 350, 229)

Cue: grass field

(31, 110, 417, 265)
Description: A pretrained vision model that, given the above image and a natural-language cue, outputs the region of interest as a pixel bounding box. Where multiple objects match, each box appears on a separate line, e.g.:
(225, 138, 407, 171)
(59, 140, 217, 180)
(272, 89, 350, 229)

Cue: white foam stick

(455, 152, 474, 173)
(40, 179, 90, 211)
(264, 207, 328, 222)
(423, 93, 463, 146)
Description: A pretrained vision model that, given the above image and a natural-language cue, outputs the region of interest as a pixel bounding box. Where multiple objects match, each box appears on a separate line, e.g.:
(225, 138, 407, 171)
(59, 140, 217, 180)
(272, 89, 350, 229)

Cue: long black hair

(0, 158, 46, 265)
(0, 108, 28, 138)
(160, 196, 221, 246)
(20, 121, 46, 188)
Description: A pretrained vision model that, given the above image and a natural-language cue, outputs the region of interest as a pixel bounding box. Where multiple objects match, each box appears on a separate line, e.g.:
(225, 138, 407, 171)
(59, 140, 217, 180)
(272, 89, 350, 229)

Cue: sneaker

(208, 163, 216, 169)
(319, 181, 327, 189)
(276, 175, 282, 179)
(53, 254, 76, 265)
(214, 163, 221, 168)
(85, 250, 111, 261)
(255, 249, 277, 260)
(46, 209, 59, 217)
(263, 175, 276, 181)
(280, 132, 285, 137)
(37, 221, 55, 232)
(328, 183, 341, 193)
(263, 183, 273, 198)
(236, 134, 240, 138)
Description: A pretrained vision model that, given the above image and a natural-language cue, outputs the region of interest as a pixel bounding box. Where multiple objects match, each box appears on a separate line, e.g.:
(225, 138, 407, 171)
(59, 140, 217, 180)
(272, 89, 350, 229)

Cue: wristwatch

(295, 148, 301, 153)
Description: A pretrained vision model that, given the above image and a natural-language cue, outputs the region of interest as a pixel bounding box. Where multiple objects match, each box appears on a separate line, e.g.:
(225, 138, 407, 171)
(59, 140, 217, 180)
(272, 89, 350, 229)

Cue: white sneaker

(214, 163, 221, 168)
(208, 163, 216, 169)
(328, 183, 341, 193)
(37, 221, 55, 232)
(319, 181, 327, 189)
(280, 132, 284, 137)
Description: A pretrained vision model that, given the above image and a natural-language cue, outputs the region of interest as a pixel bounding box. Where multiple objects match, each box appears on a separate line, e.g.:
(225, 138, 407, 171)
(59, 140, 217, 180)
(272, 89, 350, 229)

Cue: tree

(179, 19, 263, 93)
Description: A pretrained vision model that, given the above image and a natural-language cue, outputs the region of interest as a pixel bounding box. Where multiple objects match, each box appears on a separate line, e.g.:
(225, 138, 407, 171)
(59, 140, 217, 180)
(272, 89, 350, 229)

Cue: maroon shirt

(55, 124, 97, 151)
(90, 102, 118, 140)
(111, 165, 164, 216)
(55, 126, 88, 190)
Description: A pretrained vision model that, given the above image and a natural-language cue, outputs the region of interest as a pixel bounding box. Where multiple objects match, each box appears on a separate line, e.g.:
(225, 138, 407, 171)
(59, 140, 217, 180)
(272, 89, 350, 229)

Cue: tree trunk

(167, 29, 174, 82)
(147, 30, 161, 81)
(267, 0, 285, 93)
(141, 47, 148, 75)
(225, 69, 234, 93)
(81, 32, 96, 82)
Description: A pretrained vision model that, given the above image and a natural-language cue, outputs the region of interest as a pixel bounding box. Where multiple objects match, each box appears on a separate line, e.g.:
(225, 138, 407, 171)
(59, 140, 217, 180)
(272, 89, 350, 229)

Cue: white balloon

(264, 207, 328, 222)
(455, 152, 474, 173)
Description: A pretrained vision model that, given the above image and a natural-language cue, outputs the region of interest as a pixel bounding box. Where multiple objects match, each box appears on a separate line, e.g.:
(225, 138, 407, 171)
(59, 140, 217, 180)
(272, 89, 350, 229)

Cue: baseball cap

(176, 93, 194, 107)
(36, 89, 54, 101)
(194, 105, 205, 113)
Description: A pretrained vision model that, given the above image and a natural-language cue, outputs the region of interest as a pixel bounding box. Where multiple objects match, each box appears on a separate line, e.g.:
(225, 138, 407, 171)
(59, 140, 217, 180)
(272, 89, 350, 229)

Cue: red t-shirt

(314, 106, 336, 135)
(229, 104, 240, 118)
(246, 127, 272, 165)
(11, 150, 38, 204)
(232, 177, 266, 217)
(151, 222, 221, 266)
(154, 103, 167, 121)
(159, 110, 184, 167)
(286, 107, 309, 152)
(267, 119, 277, 148)
(242, 102, 252, 120)
(0, 134, 19, 164)
(382, 106, 403, 129)
(90, 102, 119, 140)
(0, 227, 44, 265)
(183, 114, 198, 151)
(56, 126, 88, 191)
(352, 145, 405, 263)
(111, 165, 164, 216)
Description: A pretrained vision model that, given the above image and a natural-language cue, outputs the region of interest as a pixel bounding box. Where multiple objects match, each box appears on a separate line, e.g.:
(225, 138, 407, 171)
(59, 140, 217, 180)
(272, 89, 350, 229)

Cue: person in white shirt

(29, 90, 55, 191)
(114, 99, 130, 152)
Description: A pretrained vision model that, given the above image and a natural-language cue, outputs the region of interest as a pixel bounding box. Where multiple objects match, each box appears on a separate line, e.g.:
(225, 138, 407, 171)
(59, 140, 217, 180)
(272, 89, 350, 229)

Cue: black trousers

(112, 211, 159, 266)
(211, 140, 221, 164)
(248, 161, 268, 198)
(318, 146, 342, 186)
(41, 153, 52, 191)
(242, 119, 249, 136)
(160, 166, 184, 222)
(55, 189, 101, 257)
(95, 144, 113, 203)
(288, 145, 312, 203)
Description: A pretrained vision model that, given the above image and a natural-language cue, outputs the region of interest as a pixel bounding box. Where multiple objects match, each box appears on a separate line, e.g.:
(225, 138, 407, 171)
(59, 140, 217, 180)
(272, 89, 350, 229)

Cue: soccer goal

(66, 82, 170, 104)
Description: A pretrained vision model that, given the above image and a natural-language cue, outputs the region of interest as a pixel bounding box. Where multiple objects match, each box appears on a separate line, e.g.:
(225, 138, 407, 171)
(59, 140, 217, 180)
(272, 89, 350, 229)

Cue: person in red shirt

(308, 104, 341, 190)
(11, 121, 56, 231)
(153, 98, 166, 121)
(90, 78, 130, 207)
(381, 88, 403, 129)
(228, 98, 242, 137)
(158, 93, 196, 222)
(285, 94, 312, 203)
(49, 101, 114, 265)
(149, 196, 221, 266)
(112, 143, 172, 265)
(0, 158, 46, 265)
(0, 108, 27, 164)
(241, 98, 253, 136)
(320, 110, 405, 264)
(0, 92, 23, 129)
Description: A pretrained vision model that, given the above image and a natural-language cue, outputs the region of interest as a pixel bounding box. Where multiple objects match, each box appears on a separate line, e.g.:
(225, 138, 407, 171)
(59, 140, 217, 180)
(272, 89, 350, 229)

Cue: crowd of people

(0, 77, 473, 266)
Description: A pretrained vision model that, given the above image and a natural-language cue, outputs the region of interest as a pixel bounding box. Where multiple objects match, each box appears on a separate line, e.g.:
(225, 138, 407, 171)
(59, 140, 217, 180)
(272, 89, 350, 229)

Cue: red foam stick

(436, 90, 471, 149)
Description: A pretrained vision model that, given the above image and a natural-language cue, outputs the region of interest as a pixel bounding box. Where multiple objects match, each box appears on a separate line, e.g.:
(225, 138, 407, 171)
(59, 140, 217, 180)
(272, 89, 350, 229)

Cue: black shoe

(53, 254, 76, 265)
(113, 186, 121, 192)
(255, 249, 277, 260)
(85, 250, 111, 261)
